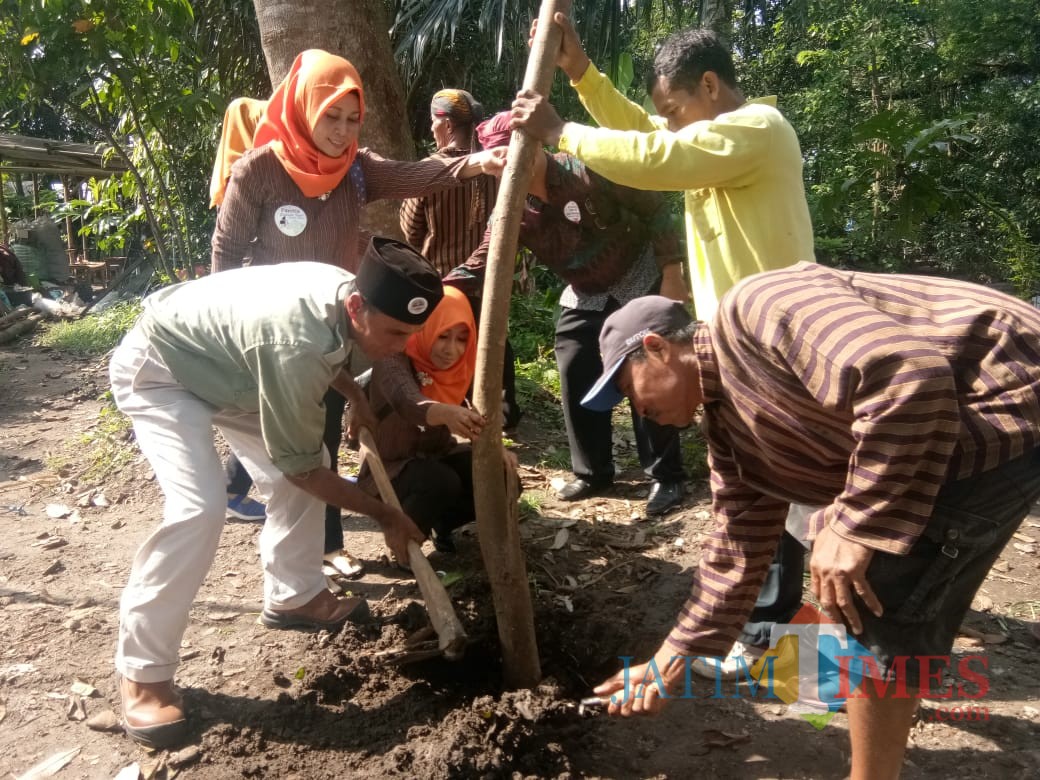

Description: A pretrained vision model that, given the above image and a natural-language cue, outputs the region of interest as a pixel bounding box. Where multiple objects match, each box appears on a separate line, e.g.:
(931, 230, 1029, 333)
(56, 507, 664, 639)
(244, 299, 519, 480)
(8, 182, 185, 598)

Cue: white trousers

(109, 327, 327, 682)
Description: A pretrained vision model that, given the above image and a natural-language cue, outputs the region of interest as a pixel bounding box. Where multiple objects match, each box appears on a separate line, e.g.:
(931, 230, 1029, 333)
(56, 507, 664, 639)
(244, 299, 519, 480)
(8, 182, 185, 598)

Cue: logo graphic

(751, 604, 872, 730)
(612, 605, 989, 729)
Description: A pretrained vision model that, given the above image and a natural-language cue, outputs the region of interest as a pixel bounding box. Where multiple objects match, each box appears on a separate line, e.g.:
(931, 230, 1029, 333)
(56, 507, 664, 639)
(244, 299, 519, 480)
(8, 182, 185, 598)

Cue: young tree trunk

(250, 0, 414, 239)
(470, 0, 575, 690)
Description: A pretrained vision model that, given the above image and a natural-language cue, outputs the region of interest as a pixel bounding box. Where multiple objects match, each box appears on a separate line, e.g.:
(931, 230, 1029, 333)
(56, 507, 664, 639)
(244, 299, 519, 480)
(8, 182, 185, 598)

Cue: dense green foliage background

(3, 0, 1038, 293)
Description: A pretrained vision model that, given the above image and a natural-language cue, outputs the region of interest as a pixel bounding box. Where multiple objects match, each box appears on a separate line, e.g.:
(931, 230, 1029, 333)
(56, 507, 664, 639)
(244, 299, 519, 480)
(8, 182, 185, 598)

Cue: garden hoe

(357, 427, 469, 662)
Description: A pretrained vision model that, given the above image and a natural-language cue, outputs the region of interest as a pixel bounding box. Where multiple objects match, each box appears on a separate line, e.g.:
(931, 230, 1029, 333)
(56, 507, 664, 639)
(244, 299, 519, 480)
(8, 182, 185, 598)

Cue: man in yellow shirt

(512, 13, 816, 681)
(512, 13, 815, 322)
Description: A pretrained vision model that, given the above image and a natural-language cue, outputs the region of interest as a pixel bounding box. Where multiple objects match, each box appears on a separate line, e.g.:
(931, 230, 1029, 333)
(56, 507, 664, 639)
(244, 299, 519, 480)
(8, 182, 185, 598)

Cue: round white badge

(563, 200, 582, 223)
(274, 205, 307, 237)
(407, 297, 429, 316)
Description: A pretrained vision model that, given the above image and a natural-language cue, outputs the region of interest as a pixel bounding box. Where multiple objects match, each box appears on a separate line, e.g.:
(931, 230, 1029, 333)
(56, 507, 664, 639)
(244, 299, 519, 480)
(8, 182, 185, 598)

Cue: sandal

(322, 549, 364, 579)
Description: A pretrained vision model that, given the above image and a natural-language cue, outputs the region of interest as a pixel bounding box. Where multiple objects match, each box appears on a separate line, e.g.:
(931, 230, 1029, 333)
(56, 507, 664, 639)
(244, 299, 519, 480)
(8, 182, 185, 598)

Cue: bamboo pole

(470, 0, 572, 690)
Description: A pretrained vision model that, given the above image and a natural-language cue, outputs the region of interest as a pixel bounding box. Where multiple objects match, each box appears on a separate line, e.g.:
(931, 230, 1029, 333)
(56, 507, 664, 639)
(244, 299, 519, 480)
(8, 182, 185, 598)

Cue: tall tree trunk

(701, 0, 733, 46)
(251, 0, 414, 239)
(470, 0, 576, 690)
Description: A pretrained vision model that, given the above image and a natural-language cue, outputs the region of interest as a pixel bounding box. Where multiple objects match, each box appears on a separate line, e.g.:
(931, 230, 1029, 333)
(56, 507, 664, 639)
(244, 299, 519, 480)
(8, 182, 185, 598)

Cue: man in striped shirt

(583, 262, 1040, 780)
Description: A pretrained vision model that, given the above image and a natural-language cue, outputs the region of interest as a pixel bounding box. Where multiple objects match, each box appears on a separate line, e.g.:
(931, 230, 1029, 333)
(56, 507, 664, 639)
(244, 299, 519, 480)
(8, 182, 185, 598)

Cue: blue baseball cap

(581, 296, 694, 412)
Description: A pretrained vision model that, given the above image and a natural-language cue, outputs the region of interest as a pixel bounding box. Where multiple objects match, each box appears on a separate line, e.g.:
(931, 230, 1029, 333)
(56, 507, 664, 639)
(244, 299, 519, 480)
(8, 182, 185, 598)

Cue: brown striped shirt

(667, 261, 1040, 656)
(399, 147, 499, 277)
(211, 145, 470, 274)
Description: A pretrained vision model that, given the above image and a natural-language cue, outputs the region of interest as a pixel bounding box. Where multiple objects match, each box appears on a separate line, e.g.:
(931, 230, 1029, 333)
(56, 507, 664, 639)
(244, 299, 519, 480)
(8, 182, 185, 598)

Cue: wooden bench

(70, 259, 109, 286)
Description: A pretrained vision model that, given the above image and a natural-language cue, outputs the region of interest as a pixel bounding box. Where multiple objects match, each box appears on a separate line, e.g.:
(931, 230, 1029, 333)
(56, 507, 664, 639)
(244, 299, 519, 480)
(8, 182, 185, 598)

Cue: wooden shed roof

(0, 133, 128, 177)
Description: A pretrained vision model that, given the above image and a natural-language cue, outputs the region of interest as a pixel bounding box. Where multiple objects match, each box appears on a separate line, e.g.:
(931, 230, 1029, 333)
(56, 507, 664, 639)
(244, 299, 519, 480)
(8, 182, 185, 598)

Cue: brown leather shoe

(120, 676, 188, 749)
(261, 589, 370, 630)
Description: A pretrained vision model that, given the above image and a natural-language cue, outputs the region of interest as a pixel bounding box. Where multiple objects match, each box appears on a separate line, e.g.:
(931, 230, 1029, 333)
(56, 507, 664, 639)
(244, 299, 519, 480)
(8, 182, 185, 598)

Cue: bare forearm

(329, 368, 362, 404)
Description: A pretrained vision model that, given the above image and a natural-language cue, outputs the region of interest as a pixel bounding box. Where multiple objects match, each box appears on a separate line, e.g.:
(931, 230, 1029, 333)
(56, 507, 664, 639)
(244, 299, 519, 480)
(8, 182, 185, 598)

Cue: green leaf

(439, 570, 465, 588)
(294, 666, 306, 680)
(800, 711, 837, 731)
(616, 52, 634, 95)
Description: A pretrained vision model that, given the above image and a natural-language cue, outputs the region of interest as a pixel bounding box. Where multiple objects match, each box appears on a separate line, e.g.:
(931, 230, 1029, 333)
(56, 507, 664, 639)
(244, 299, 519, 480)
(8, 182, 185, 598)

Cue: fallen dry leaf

(1013, 542, 1037, 555)
(112, 763, 141, 780)
(971, 594, 994, 612)
(70, 680, 98, 698)
(207, 610, 240, 622)
(65, 697, 86, 722)
(550, 528, 569, 550)
(168, 745, 201, 768)
(41, 560, 63, 576)
(691, 728, 751, 755)
(1013, 532, 1037, 544)
(15, 746, 81, 779)
(85, 710, 121, 732)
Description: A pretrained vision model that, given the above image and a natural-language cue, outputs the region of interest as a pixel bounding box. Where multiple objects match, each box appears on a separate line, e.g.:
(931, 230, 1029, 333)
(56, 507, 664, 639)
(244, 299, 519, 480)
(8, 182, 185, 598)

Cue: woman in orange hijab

(211, 49, 501, 274)
(359, 287, 516, 553)
(209, 50, 502, 577)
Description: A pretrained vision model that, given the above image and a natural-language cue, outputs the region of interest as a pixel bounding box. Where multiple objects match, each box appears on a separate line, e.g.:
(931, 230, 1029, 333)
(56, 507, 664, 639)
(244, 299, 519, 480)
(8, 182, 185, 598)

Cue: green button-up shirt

(136, 262, 355, 475)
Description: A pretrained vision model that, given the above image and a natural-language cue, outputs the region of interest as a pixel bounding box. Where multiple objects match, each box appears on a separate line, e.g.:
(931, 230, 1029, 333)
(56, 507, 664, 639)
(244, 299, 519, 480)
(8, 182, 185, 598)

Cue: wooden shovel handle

(357, 427, 468, 659)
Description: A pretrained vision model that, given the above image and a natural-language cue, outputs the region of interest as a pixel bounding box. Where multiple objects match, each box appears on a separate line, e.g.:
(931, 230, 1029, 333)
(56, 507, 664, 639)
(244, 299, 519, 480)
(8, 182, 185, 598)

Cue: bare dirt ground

(2, 338, 1039, 780)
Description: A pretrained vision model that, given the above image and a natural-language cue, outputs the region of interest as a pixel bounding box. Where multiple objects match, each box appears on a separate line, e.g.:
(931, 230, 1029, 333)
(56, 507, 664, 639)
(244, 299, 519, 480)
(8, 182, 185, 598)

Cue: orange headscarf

(404, 286, 477, 406)
(252, 49, 365, 198)
(209, 97, 268, 208)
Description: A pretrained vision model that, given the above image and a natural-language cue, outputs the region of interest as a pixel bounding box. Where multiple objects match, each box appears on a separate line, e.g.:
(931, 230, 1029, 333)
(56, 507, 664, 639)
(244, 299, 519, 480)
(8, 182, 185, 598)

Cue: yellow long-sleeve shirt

(558, 65, 815, 321)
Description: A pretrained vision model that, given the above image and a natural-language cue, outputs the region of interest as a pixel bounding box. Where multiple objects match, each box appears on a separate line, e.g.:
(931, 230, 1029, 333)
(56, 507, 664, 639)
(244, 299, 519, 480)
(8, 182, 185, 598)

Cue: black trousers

(737, 530, 806, 648)
(227, 387, 345, 554)
(554, 302, 685, 484)
(392, 449, 476, 536)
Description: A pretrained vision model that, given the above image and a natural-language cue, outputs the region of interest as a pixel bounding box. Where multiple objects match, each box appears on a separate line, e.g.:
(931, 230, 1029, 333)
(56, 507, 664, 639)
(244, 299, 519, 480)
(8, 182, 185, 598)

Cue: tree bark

(701, 0, 733, 47)
(470, 0, 574, 690)
(251, 0, 414, 239)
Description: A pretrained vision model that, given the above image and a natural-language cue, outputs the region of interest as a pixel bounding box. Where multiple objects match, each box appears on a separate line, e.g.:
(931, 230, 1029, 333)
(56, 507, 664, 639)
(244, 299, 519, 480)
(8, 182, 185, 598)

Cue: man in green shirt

(108, 238, 441, 748)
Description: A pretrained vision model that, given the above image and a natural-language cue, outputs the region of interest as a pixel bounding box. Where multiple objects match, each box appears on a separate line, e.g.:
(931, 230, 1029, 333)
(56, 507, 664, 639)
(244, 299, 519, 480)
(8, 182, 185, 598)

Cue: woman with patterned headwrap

(209, 53, 503, 578)
(399, 89, 499, 277)
(400, 89, 524, 430)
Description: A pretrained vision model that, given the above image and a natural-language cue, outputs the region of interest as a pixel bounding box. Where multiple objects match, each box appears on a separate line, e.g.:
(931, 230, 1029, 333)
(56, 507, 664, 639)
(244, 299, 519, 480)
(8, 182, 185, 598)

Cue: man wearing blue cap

(584, 264, 1040, 780)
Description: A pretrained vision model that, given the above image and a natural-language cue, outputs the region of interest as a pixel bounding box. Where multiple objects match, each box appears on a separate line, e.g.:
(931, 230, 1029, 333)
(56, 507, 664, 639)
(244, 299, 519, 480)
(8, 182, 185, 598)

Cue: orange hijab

(209, 97, 268, 207)
(404, 286, 477, 406)
(252, 49, 365, 198)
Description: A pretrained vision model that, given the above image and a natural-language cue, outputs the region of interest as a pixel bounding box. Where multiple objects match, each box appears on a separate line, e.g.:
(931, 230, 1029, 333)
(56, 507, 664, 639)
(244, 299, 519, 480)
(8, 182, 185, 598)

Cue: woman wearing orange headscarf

(212, 50, 499, 274)
(358, 286, 516, 553)
(210, 50, 502, 574)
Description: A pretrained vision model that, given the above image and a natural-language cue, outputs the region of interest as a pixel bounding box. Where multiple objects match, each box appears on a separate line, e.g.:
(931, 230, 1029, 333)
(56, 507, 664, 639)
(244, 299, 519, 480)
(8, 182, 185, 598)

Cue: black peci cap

(581, 295, 694, 411)
(355, 237, 443, 325)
